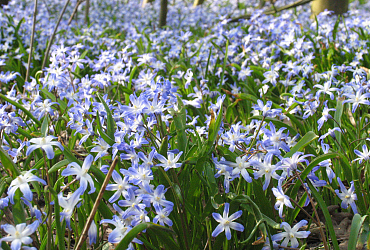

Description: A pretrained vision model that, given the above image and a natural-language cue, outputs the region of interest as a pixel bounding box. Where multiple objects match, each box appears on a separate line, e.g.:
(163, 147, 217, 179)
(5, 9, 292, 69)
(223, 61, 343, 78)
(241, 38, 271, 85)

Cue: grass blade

(307, 181, 339, 250)
(348, 214, 368, 250)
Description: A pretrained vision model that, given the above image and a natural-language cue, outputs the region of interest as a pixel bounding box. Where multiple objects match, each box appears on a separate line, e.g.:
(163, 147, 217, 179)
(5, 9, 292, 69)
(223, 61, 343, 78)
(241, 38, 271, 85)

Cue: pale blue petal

(11, 239, 22, 250)
(212, 213, 222, 222)
(42, 145, 55, 159)
(228, 210, 242, 221)
(19, 184, 33, 201)
(229, 222, 244, 232)
(61, 168, 80, 177)
(26, 145, 40, 156)
(225, 226, 232, 240)
(212, 224, 224, 238)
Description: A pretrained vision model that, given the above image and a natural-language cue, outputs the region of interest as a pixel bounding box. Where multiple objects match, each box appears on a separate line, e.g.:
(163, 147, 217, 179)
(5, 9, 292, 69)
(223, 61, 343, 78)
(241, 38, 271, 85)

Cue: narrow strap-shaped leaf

(48, 159, 70, 174)
(334, 98, 344, 145)
(96, 93, 116, 140)
(284, 131, 318, 158)
(125, 66, 137, 104)
(204, 105, 223, 155)
(348, 214, 368, 250)
(116, 222, 177, 250)
(307, 181, 339, 250)
(173, 97, 187, 154)
(50, 185, 66, 250)
(1, 242, 11, 250)
(95, 111, 115, 145)
(41, 115, 49, 137)
(13, 190, 26, 224)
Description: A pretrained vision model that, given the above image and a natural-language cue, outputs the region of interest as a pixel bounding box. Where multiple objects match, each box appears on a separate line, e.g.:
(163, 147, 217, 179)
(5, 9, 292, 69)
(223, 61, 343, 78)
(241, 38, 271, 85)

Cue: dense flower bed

(1, 0, 370, 249)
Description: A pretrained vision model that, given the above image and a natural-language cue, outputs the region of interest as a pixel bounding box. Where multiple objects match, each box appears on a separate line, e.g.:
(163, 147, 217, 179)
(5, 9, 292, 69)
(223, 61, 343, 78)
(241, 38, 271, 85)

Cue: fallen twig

(25, 0, 38, 88)
(41, 0, 71, 71)
(229, 0, 313, 23)
(74, 156, 119, 250)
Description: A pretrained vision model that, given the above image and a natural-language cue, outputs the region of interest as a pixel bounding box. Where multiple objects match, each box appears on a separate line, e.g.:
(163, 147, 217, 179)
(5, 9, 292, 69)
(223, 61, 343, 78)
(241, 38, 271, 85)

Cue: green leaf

(125, 66, 137, 104)
(307, 181, 339, 250)
(231, 194, 276, 249)
(116, 223, 177, 250)
(159, 136, 168, 156)
(334, 98, 344, 145)
(204, 105, 223, 155)
(48, 159, 70, 174)
(173, 97, 187, 154)
(62, 146, 83, 165)
(348, 214, 368, 250)
(332, 16, 341, 41)
(284, 131, 318, 158)
(50, 184, 66, 250)
(17, 127, 33, 139)
(96, 93, 116, 141)
(0, 93, 41, 126)
(1, 242, 11, 250)
(238, 93, 258, 103)
(0, 147, 20, 177)
(13, 189, 26, 224)
(119, 85, 133, 95)
(95, 111, 115, 145)
(41, 115, 49, 137)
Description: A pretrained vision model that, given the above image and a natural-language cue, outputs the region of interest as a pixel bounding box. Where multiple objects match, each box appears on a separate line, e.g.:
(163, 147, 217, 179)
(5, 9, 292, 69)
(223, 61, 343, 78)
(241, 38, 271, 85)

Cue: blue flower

(343, 87, 370, 113)
(8, 169, 47, 204)
(211, 203, 244, 240)
(272, 178, 294, 218)
(153, 204, 173, 227)
(91, 137, 111, 161)
(21, 198, 45, 223)
(156, 151, 183, 171)
(271, 220, 310, 248)
(59, 189, 83, 229)
(61, 154, 96, 194)
(353, 144, 370, 164)
(0, 221, 39, 250)
(0, 197, 9, 210)
(105, 170, 131, 203)
(26, 135, 64, 159)
(335, 177, 358, 214)
(317, 101, 335, 130)
(101, 215, 142, 245)
(88, 222, 97, 246)
(252, 153, 280, 190)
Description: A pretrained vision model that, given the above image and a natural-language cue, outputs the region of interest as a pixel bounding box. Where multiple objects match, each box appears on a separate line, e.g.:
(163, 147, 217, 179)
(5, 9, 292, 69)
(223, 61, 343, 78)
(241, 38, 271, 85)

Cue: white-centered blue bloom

(61, 154, 96, 194)
(272, 178, 294, 218)
(8, 169, 47, 204)
(211, 203, 244, 240)
(155, 151, 183, 171)
(26, 135, 64, 159)
(271, 220, 310, 248)
(353, 144, 370, 164)
(335, 177, 358, 214)
(0, 221, 39, 250)
(59, 189, 83, 229)
(91, 137, 111, 161)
